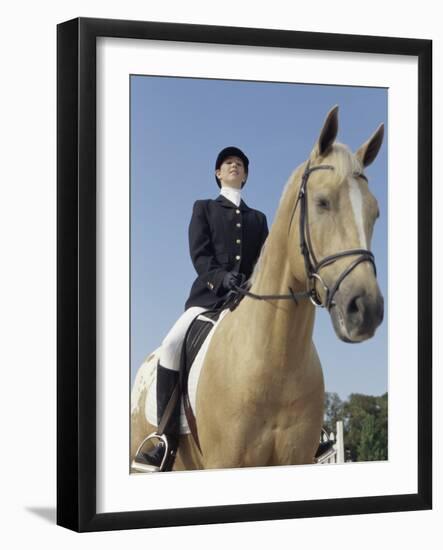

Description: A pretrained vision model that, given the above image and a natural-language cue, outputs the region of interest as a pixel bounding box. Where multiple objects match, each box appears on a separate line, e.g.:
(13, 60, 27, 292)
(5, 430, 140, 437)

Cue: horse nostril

(347, 295, 361, 316)
(338, 290, 384, 341)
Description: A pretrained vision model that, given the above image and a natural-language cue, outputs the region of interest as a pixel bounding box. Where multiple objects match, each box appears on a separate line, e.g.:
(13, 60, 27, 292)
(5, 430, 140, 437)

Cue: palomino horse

(131, 105, 384, 470)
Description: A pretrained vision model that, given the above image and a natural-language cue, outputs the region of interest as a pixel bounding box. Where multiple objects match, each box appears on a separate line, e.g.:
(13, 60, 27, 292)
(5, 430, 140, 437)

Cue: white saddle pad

(143, 309, 230, 434)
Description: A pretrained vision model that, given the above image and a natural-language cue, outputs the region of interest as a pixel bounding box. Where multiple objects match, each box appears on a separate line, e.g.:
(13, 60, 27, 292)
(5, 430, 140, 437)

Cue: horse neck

(253, 236, 314, 333)
(239, 178, 316, 369)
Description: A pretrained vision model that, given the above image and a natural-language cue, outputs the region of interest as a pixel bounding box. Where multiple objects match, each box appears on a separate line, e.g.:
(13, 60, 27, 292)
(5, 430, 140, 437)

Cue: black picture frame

(57, 17, 432, 532)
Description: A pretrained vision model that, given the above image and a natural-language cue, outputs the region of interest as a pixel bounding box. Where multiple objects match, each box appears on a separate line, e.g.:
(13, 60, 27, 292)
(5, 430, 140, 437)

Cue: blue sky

(130, 75, 388, 400)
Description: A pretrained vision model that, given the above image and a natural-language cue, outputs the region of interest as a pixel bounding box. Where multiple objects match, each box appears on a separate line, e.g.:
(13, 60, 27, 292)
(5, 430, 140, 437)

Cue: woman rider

(134, 146, 269, 471)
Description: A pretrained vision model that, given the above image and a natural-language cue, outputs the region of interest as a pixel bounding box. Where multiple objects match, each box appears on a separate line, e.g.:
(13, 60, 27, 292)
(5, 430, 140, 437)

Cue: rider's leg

(136, 306, 205, 470)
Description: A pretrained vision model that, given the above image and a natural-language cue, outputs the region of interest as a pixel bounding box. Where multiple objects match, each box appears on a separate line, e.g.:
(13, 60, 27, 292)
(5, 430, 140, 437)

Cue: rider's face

(216, 156, 246, 189)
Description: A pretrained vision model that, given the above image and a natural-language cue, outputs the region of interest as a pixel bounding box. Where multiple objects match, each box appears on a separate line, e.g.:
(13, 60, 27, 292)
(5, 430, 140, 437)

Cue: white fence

(317, 420, 345, 464)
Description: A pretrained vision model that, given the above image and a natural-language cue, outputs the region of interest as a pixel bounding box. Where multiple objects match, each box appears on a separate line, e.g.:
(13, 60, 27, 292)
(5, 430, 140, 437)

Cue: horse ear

(315, 105, 339, 157)
(356, 123, 385, 167)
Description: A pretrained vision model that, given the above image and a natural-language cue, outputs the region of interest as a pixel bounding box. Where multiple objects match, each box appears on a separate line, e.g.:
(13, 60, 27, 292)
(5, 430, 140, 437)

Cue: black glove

(222, 271, 242, 290)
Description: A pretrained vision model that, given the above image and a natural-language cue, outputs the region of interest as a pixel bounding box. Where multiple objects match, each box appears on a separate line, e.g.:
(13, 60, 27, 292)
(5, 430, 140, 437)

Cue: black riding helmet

(215, 146, 249, 188)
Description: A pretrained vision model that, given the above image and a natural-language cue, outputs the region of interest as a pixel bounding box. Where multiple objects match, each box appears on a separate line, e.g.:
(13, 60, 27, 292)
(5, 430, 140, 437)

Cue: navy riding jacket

(185, 194, 268, 310)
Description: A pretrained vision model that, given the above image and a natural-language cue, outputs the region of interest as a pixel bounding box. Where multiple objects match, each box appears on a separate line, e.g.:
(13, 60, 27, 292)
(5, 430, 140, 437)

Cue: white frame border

(96, 37, 418, 514)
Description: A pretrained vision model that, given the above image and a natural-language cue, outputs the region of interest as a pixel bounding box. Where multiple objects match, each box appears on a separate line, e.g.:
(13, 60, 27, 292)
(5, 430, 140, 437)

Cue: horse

(131, 105, 385, 471)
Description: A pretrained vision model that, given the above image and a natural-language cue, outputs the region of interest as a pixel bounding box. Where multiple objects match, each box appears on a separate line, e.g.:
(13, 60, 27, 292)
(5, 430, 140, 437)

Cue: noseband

(288, 161, 376, 309)
(234, 161, 377, 310)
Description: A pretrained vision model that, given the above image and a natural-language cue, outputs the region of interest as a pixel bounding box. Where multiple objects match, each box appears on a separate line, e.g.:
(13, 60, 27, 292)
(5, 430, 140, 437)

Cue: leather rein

(234, 161, 376, 310)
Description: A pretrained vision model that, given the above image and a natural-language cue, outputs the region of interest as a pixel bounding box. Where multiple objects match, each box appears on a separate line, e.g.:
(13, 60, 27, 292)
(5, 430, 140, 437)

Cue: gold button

(236, 223, 241, 228)
(235, 255, 241, 260)
(207, 282, 214, 290)
(236, 239, 241, 244)
(236, 209, 240, 214)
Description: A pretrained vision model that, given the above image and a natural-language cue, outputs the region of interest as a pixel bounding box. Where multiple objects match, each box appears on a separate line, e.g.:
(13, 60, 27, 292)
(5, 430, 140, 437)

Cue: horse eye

(316, 197, 330, 210)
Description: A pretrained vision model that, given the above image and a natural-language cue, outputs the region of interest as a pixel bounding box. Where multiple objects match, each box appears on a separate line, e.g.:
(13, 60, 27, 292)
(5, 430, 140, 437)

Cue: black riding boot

(136, 364, 180, 471)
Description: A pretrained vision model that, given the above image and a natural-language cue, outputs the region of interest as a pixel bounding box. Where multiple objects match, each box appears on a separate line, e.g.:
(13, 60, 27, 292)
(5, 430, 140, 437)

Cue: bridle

(234, 161, 377, 310)
(289, 161, 376, 308)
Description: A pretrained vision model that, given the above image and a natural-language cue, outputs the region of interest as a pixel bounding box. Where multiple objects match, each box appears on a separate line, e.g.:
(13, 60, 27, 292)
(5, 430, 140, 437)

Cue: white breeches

(159, 306, 206, 372)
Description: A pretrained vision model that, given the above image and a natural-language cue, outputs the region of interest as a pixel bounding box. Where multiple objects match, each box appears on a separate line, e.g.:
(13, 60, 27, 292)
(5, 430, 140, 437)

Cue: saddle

(178, 309, 218, 449)
(178, 290, 245, 451)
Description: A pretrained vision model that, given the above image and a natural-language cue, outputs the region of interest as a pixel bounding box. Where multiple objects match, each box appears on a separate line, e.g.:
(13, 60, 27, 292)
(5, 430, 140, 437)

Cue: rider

(135, 146, 269, 471)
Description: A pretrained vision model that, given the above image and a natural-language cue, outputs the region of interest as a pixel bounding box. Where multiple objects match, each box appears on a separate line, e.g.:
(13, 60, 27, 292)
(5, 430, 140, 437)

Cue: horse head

(287, 105, 384, 342)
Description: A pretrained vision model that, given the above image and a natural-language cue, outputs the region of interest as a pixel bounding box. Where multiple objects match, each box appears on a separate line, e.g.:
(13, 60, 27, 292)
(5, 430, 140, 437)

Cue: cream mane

(311, 142, 363, 183)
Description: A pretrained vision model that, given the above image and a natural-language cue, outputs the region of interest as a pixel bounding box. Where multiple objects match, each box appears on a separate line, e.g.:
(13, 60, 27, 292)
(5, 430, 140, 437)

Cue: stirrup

(131, 432, 170, 473)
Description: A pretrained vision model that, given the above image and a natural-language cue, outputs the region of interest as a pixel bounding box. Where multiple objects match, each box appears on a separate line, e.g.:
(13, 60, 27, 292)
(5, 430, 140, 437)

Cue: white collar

(219, 186, 242, 207)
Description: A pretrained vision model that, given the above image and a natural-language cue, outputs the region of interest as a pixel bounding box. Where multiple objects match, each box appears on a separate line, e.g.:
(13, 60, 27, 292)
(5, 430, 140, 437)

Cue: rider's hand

(222, 271, 242, 290)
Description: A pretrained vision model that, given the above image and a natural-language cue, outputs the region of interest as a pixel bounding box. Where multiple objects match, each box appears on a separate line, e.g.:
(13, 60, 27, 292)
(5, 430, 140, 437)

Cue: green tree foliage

(324, 392, 388, 462)
(323, 392, 344, 436)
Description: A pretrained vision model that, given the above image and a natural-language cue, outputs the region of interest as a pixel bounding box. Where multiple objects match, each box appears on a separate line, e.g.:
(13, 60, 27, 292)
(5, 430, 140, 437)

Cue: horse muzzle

(329, 286, 384, 343)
